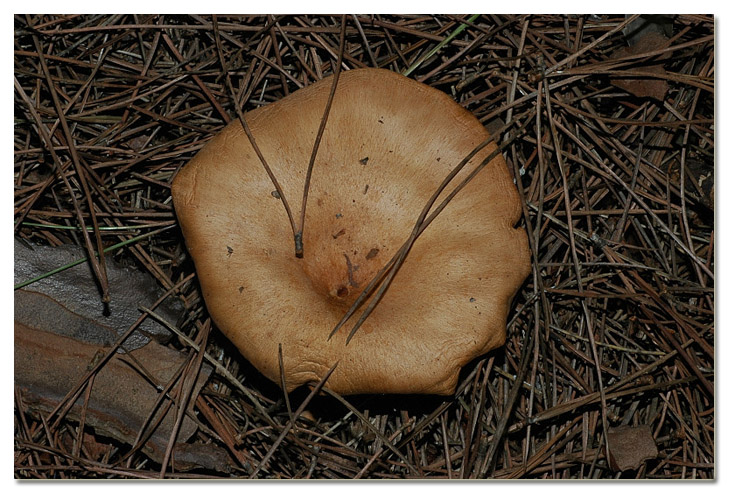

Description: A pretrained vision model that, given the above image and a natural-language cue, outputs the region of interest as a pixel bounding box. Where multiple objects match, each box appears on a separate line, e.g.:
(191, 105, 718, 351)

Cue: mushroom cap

(172, 68, 530, 395)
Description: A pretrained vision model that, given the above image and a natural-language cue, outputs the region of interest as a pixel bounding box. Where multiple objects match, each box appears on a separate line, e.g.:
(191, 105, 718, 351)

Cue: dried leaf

(607, 425, 659, 472)
(15, 321, 213, 467)
(14, 239, 183, 350)
(610, 30, 671, 100)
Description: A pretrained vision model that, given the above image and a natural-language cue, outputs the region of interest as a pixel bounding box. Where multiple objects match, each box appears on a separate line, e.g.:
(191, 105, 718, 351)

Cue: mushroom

(172, 68, 530, 395)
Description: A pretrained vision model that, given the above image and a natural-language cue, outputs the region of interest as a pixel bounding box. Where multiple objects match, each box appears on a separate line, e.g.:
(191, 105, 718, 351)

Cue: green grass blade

(14, 225, 175, 290)
(402, 14, 480, 77)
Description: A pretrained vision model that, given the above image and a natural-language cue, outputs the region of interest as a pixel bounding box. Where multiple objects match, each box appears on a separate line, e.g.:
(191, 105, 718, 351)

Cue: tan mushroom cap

(172, 68, 530, 395)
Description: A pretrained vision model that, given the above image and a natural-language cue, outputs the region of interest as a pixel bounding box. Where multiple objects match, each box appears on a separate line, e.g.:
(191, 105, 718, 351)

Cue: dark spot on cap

(271, 190, 281, 199)
(336, 286, 349, 297)
(332, 228, 346, 239)
(366, 248, 380, 260)
(359, 156, 369, 165)
(226, 246, 233, 256)
(238, 286, 244, 293)
(469, 297, 476, 303)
